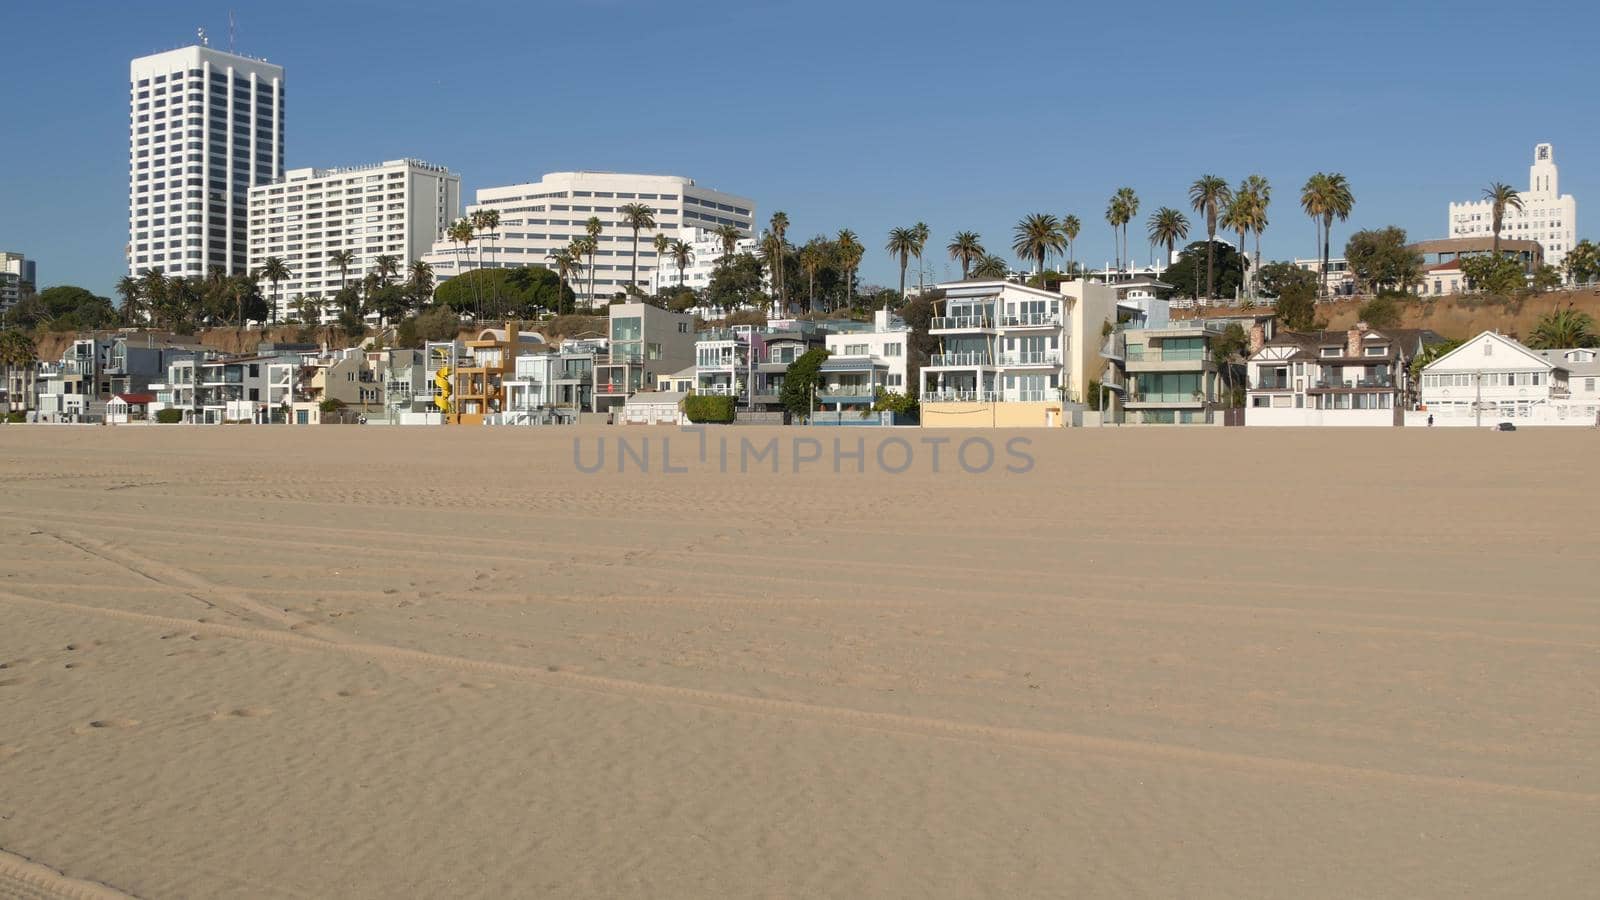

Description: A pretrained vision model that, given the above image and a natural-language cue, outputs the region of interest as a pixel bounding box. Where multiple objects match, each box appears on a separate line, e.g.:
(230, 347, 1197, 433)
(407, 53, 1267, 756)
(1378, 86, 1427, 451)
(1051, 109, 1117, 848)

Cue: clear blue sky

(1, 0, 1595, 297)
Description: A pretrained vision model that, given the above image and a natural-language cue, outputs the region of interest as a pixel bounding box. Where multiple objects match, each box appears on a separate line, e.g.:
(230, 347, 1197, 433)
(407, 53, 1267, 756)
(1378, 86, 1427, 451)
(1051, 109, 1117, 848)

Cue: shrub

(1357, 294, 1403, 329)
(320, 398, 347, 415)
(155, 408, 183, 424)
(4, 411, 27, 423)
(683, 394, 736, 423)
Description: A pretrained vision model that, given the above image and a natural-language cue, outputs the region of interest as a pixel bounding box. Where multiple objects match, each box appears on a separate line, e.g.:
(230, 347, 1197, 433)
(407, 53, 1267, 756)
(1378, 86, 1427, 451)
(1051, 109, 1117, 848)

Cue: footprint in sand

(0, 745, 19, 761)
(333, 688, 379, 699)
(226, 707, 273, 719)
(63, 661, 91, 670)
(76, 718, 139, 734)
(0, 676, 31, 688)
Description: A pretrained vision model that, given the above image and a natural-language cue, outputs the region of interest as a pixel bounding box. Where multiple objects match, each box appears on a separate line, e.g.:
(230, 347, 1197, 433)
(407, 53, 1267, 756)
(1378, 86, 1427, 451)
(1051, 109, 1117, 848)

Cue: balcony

(1311, 376, 1393, 390)
(1126, 348, 1207, 362)
(998, 312, 1060, 328)
(924, 389, 1000, 403)
(1126, 391, 1207, 406)
(930, 314, 994, 331)
(1252, 379, 1292, 391)
(928, 351, 993, 367)
(997, 351, 1062, 367)
(817, 384, 875, 400)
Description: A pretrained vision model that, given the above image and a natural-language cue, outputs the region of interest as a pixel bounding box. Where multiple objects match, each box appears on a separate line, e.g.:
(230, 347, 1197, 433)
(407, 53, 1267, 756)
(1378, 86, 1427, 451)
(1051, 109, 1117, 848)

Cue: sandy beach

(0, 424, 1596, 898)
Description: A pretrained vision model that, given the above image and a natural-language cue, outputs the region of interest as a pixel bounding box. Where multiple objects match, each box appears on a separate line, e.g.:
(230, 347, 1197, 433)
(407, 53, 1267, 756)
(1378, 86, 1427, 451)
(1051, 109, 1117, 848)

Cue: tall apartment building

(421, 172, 755, 305)
(1448, 143, 1577, 271)
(128, 45, 284, 280)
(248, 159, 460, 319)
(1, 251, 36, 314)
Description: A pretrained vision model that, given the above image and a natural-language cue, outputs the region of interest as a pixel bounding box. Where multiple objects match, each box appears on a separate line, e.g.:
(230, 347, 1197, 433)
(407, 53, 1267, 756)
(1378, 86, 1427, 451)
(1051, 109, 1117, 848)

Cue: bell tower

(1529, 143, 1557, 197)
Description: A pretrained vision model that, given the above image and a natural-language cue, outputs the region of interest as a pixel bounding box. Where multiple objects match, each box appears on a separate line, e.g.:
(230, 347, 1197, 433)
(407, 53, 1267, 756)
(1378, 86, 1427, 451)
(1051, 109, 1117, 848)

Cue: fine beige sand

(1, 424, 1596, 898)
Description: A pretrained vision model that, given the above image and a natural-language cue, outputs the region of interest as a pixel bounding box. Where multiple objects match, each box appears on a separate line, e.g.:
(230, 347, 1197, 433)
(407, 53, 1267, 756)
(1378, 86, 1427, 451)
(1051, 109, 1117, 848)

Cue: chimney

(506, 320, 518, 351)
(1249, 323, 1265, 356)
(1347, 324, 1365, 359)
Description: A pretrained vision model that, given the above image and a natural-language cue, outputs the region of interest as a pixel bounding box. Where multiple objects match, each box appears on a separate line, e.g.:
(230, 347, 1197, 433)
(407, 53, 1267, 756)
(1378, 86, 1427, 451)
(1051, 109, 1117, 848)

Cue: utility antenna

(197, 26, 208, 47)
(228, 11, 237, 53)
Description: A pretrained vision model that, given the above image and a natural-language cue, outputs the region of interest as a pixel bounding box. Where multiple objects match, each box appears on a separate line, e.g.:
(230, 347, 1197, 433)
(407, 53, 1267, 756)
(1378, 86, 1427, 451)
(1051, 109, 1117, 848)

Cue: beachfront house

(1103, 318, 1242, 425)
(595, 302, 695, 415)
(1418, 330, 1600, 426)
(1246, 324, 1442, 426)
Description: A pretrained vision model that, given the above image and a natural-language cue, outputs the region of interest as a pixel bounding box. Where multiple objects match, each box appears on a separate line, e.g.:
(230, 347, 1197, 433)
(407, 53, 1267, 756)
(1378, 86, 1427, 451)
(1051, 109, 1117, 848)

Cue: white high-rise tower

(128, 45, 284, 280)
(1448, 143, 1577, 271)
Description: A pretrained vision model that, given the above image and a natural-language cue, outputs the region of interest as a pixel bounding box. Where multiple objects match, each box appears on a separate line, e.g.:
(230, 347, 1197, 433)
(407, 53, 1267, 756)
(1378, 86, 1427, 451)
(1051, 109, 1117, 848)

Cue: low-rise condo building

(595, 301, 695, 414)
(920, 278, 1118, 427)
(1246, 324, 1442, 426)
(1103, 318, 1242, 424)
(35, 334, 207, 422)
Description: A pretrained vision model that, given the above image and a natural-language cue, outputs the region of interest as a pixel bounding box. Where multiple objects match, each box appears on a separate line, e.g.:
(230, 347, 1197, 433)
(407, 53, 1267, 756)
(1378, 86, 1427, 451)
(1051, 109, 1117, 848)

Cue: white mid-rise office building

(1448, 143, 1577, 270)
(128, 45, 284, 280)
(247, 159, 460, 319)
(421, 172, 755, 305)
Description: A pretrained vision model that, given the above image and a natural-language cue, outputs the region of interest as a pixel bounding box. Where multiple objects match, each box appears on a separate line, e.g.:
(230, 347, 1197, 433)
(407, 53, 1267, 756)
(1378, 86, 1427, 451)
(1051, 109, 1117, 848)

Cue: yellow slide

(434, 366, 452, 413)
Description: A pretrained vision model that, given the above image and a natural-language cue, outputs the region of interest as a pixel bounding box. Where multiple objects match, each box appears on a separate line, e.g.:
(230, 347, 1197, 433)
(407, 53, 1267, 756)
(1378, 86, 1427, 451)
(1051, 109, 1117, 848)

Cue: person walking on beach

(1427, 414, 1434, 427)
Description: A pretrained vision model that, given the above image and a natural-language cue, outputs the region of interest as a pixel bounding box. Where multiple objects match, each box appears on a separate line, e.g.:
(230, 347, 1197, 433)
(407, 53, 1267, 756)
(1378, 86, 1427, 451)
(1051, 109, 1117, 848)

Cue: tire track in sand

(0, 848, 131, 899)
(2, 587, 1595, 810)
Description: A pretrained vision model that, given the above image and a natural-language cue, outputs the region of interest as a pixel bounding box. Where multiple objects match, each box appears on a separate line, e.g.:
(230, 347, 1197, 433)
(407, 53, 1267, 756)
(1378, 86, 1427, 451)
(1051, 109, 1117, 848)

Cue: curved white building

(1448, 143, 1576, 271)
(421, 172, 756, 305)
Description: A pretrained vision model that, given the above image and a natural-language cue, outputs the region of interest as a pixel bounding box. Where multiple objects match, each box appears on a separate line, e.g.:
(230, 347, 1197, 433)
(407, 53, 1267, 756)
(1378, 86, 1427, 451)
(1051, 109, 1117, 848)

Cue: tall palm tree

(0, 328, 38, 414)
(947, 231, 985, 279)
(670, 239, 694, 290)
(447, 218, 478, 316)
(886, 226, 919, 298)
(1220, 195, 1254, 301)
(407, 260, 434, 311)
(652, 232, 671, 292)
(1061, 215, 1081, 274)
(1483, 182, 1524, 258)
(714, 223, 741, 264)
(256, 256, 290, 325)
(1012, 213, 1064, 276)
(799, 238, 827, 309)
(1240, 175, 1271, 298)
(473, 209, 502, 311)
(546, 247, 582, 316)
(1188, 176, 1232, 302)
(616, 202, 656, 292)
(584, 215, 603, 305)
(835, 229, 863, 309)
(769, 211, 790, 305)
(1114, 188, 1139, 269)
(911, 222, 930, 290)
(139, 268, 169, 328)
(1105, 195, 1127, 269)
(758, 230, 787, 314)
(114, 276, 142, 325)
(329, 249, 356, 302)
(1146, 207, 1190, 274)
(1300, 173, 1354, 298)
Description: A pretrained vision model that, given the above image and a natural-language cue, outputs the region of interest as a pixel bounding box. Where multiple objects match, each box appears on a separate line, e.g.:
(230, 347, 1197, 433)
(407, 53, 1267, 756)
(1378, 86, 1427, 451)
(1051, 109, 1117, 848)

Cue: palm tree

(1012, 213, 1064, 276)
(584, 216, 603, 305)
(447, 218, 480, 316)
(1061, 215, 1081, 273)
(947, 231, 985, 279)
(473, 209, 502, 312)
(1483, 182, 1524, 258)
(1105, 195, 1127, 269)
(0, 328, 37, 415)
(1239, 176, 1271, 298)
(1300, 173, 1354, 298)
(835, 229, 864, 309)
(1188, 176, 1232, 303)
(714, 223, 741, 265)
(652, 232, 671, 293)
(971, 255, 1009, 279)
(255, 257, 290, 325)
(407, 260, 434, 311)
(1114, 188, 1139, 269)
(1220, 196, 1253, 301)
(911, 222, 930, 290)
(670, 239, 694, 291)
(139, 268, 169, 328)
(615, 202, 657, 293)
(798, 238, 827, 309)
(1527, 305, 1598, 349)
(1146, 208, 1190, 274)
(546, 247, 582, 316)
(886, 226, 919, 298)
(769, 212, 790, 306)
(114, 276, 142, 325)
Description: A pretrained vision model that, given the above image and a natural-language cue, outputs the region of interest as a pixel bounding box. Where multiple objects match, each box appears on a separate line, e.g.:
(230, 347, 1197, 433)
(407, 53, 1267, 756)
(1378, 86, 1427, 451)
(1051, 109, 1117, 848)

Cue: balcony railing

(1126, 391, 1206, 404)
(1312, 376, 1393, 389)
(1252, 379, 1291, 390)
(931, 314, 994, 330)
(924, 389, 1000, 403)
(1126, 349, 1207, 362)
(929, 351, 993, 367)
(1009, 389, 1055, 402)
(999, 312, 1060, 327)
(818, 385, 874, 398)
(998, 351, 1062, 367)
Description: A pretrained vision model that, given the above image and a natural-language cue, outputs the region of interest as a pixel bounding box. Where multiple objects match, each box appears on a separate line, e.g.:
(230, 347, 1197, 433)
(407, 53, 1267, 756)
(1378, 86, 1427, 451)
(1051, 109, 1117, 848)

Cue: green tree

(257, 256, 291, 324)
(886, 226, 919, 299)
(1161, 242, 1246, 306)
(798, 238, 829, 309)
(670, 239, 695, 291)
(412, 305, 463, 342)
(835, 230, 864, 309)
(1408, 338, 1461, 385)
(1344, 226, 1421, 295)
(583, 216, 604, 304)
(1258, 261, 1319, 330)
(1460, 255, 1525, 295)
(1356, 294, 1403, 329)
(0, 329, 38, 412)
(1300, 172, 1355, 298)
(779, 347, 830, 420)
(910, 222, 930, 290)
(617, 202, 657, 291)
(1526, 305, 1598, 349)
(545, 248, 584, 315)
(706, 252, 767, 314)
(1532, 264, 1563, 293)
(1189, 175, 1232, 302)
(1483, 182, 1524, 257)
(114, 276, 143, 324)
(1012, 213, 1064, 275)
(1239, 175, 1271, 298)
(946, 231, 984, 279)
(1209, 322, 1249, 405)
(769, 211, 790, 304)
(1146, 208, 1190, 273)
(407, 260, 435, 310)
(1562, 239, 1599, 284)
(971, 255, 1009, 279)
